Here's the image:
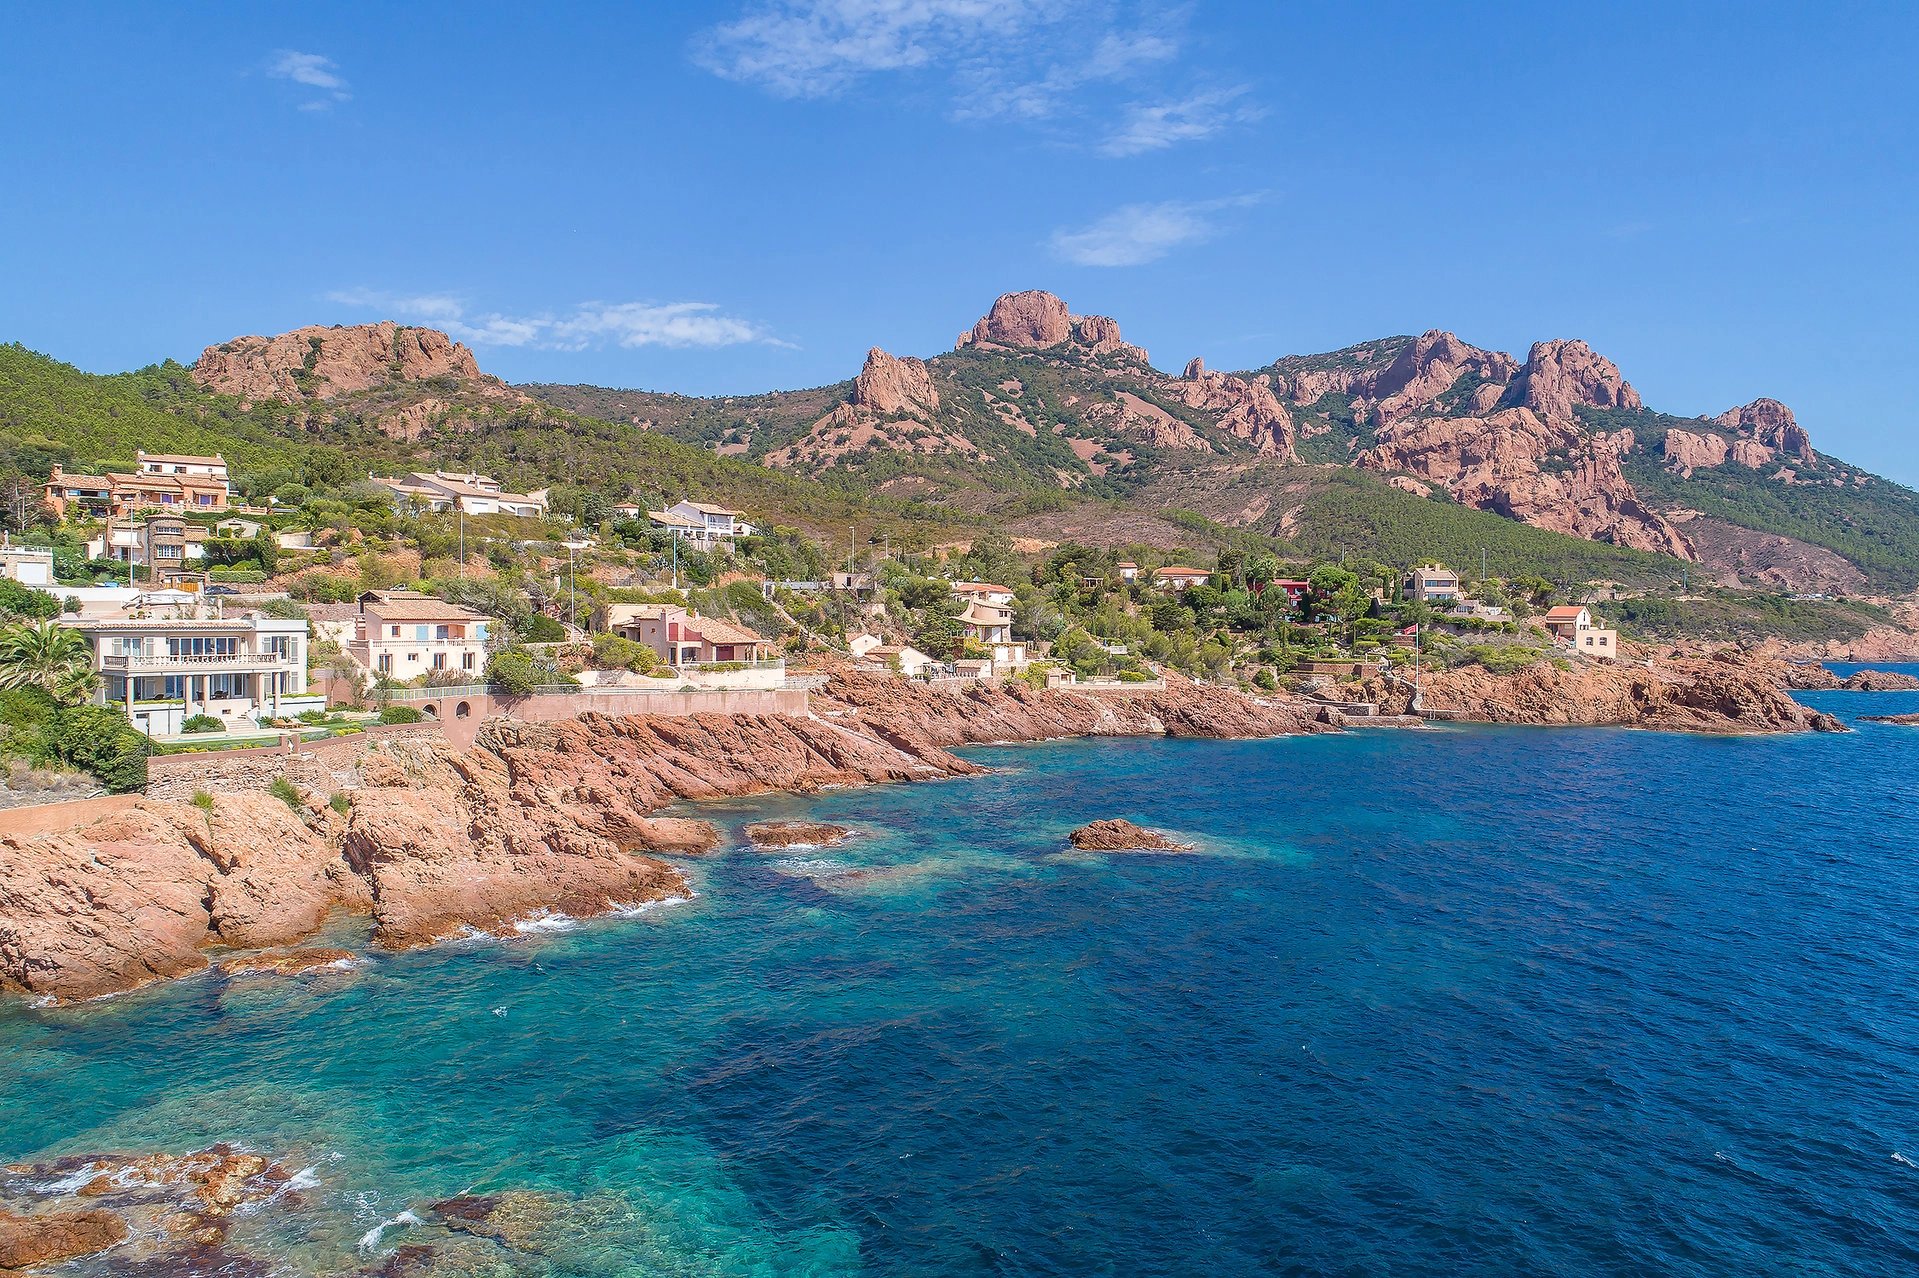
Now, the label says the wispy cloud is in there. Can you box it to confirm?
[691,2,1246,154]
[1049,195,1259,267]
[267,51,351,110]
[691,0,1040,100]
[1099,85,1263,156]
[325,289,791,351]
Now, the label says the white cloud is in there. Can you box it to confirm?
[267,51,352,109]
[1099,85,1263,157]
[325,290,788,350]
[1049,196,1258,267]
[692,0,1042,99]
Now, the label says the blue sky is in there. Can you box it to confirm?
[4,2,1916,482]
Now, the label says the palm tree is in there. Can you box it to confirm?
[0,620,97,704]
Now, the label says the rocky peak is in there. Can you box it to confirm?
[192,322,490,403]
[957,290,1148,363]
[1171,365,1296,459]
[849,347,939,418]
[1183,356,1205,379]
[1367,330,1519,423]
[1504,339,1641,422]
[1714,398,1814,462]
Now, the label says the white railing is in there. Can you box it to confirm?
[103,652,293,673]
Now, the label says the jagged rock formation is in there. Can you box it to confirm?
[1504,339,1642,421]
[850,346,939,417]
[1361,408,1692,556]
[1169,365,1296,458]
[1269,331,1519,426]
[957,290,1149,363]
[192,321,505,402]
[1714,397,1816,463]
[1663,428,1731,473]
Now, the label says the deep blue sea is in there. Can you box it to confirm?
[5,671,1919,1275]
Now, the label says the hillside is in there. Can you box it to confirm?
[0,342,970,547]
[521,293,1919,597]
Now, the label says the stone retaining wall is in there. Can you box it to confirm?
[144,725,444,802]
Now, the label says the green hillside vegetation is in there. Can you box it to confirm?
[1607,591,1891,645]
[0,344,971,547]
[1591,404,1919,592]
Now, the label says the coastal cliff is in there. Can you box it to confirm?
[0,662,1844,1004]
[1362,650,1846,733]
[0,677,1321,1004]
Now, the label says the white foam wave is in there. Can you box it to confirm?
[358,1208,423,1254]
[773,858,850,876]
[1895,1152,1916,1168]
[609,893,693,917]
[31,1166,102,1195]
[511,911,579,935]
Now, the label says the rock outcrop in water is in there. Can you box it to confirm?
[1068,819,1191,851]
[744,820,854,848]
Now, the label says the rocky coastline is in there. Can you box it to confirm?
[0,658,1859,1005]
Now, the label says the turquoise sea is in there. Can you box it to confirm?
[5,672,1919,1275]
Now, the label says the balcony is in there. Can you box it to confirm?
[102,651,294,674]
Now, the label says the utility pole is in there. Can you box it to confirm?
[1481,545,1488,583]
[459,506,466,578]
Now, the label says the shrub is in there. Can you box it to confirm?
[48,704,147,793]
[591,632,656,673]
[377,706,424,725]
[519,614,566,643]
[180,714,224,733]
[1117,669,1151,683]
[1253,669,1278,691]
[328,792,350,815]
[486,648,542,696]
[266,776,301,810]
[190,789,215,811]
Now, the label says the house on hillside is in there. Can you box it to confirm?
[952,586,1028,672]
[1267,578,1311,606]
[71,600,321,735]
[1542,605,1619,659]
[611,501,644,520]
[649,500,754,544]
[863,643,938,679]
[0,539,54,587]
[351,590,493,681]
[1117,561,1140,583]
[607,603,771,665]
[87,515,209,586]
[1152,566,1212,591]
[372,471,549,517]
[1405,563,1462,604]
[45,455,232,520]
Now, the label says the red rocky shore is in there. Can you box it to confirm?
[0,658,1847,1005]
[0,672,1329,1004]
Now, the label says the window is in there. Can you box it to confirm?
[378,654,392,673]
[463,652,475,670]
[433,654,446,670]
[389,625,400,638]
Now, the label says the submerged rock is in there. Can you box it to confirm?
[1068,819,1192,852]
[216,947,357,978]
[743,820,853,849]
[0,1205,128,1269]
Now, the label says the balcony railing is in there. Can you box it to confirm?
[102,651,294,673]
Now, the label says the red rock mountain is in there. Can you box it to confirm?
[192,322,504,401]
[957,289,1150,363]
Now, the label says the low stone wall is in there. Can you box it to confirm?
[144,724,444,802]
[420,687,809,747]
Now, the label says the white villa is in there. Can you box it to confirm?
[0,538,54,586]
[372,471,549,517]
[73,598,322,735]
[648,500,755,544]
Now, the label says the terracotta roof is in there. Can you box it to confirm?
[687,616,766,646]
[680,501,740,516]
[648,509,704,528]
[49,474,114,489]
[1154,566,1211,577]
[363,598,487,624]
[1543,606,1589,622]
[951,581,1013,594]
